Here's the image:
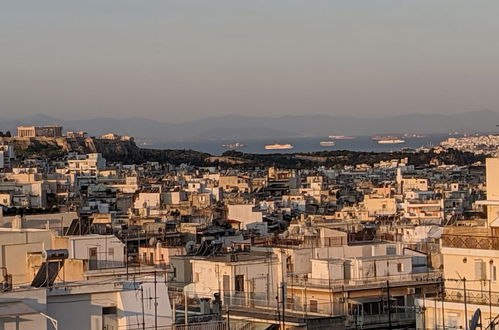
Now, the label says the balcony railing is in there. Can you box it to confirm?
[287,271,441,290]
[441,234,499,250]
[444,287,499,306]
[347,310,416,328]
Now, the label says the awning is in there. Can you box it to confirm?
[0,302,40,318]
[348,296,395,304]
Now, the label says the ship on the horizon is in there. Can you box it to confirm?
[403,133,427,138]
[221,142,246,149]
[378,138,405,144]
[320,141,336,147]
[265,143,294,150]
[372,135,399,141]
[329,135,355,140]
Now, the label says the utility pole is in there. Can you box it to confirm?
[281,282,286,329]
[490,279,493,328]
[276,286,281,327]
[464,277,468,330]
[184,292,189,325]
[125,234,129,280]
[441,277,445,330]
[154,271,158,330]
[387,280,392,329]
[490,260,494,328]
[141,286,146,330]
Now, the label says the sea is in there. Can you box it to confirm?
[148,134,453,155]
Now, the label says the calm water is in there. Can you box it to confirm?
[149,134,451,155]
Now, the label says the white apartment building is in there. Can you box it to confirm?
[67,153,106,174]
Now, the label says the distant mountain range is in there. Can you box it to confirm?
[1,110,498,142]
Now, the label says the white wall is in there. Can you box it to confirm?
[119,281,172,329]
[227,205,263,228]
[68,235,125,269]
[0,288,48,330]
[311,259,344,280]
[46,280,172,330]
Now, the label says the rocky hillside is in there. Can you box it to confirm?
[0,137,209,165]
[0,136,484,168]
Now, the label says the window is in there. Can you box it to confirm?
[397,263,403,273]
[286,297,295,309]
[387,246,396,255]
[89,247,98,270]
[475,259,486,280]
[223,275,230,297]
[108,248,114,256]
[493,265,497,282]
[286,255,293,273]
[102,306,117,315]
[309,300,318,313]
[395,296,405,307]
[235,275,244,293]
[194,272,200,282]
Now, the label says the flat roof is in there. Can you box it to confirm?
[192,252,275,263]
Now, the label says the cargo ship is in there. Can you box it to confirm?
[378,139,405,144]
[328,135,355,140]
[403,133,427,138]
[221,142,246,149]
[265,143,294,150]
[320,141,336,147]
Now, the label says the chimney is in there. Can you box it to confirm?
[12,215,22,230]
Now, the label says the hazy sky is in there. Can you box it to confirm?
[1,1,499,122]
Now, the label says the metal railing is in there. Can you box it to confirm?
[441,234,499,250]
[222,292,345,316]
[171,320,228,330]
[347,309,416,328]
[287,271,441,289]
[445,287,499,306]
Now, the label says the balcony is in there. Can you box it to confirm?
[441,234,499,250]
[287,271,441,290]
[444,287,499,306]
[347,311,416,329]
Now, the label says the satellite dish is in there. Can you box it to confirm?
[470,308,481,330]
[185,241,196,254]
[149,237,157,247]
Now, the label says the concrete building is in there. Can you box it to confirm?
[133,187,162,215]
[219,175,251,193]
[0,277,172,330]
[184,251,280,304]
[0,145,15,169]
[416,157,499,329]
[363,195,397,216]
[53,234,126,271]
[67,153,106,174]
[226,204,263,229]
[139,241,185,266]
[0,227,54,285]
